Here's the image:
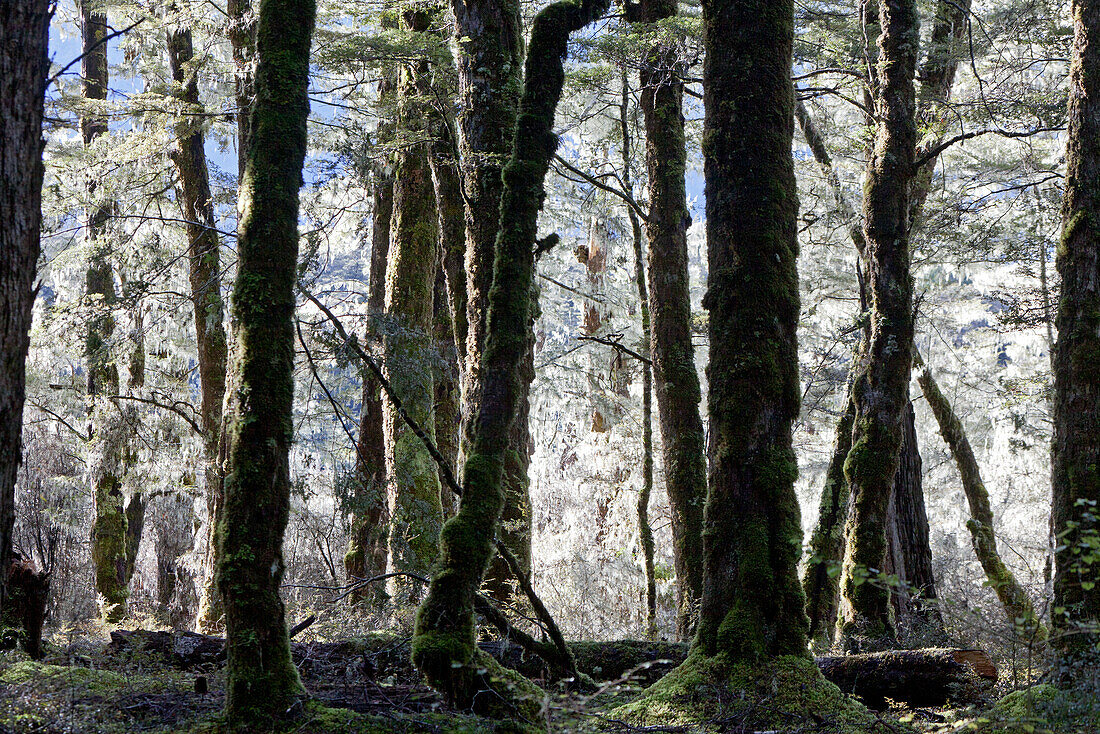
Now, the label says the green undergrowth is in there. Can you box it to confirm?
[955,683,1100,734]
[614,651,913,733]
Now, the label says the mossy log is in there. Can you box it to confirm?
[817,648,997,709]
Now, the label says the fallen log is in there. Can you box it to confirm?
[816,647,997,708]
[103,630,996,707]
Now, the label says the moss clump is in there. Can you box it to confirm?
[615,652,905,733]
[962,683,1100,734]
[0,661,127,692]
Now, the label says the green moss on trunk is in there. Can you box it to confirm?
[412,0,611,718]
[693,0,807,663]
[1053,0,1100,679]
[634,0,706,640]
[216,0,315,724]
[836,0,919,654]
[384,16,444,587]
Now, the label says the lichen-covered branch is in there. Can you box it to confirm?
[916,352,1046,640]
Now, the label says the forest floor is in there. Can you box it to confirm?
[0,627,1086,733]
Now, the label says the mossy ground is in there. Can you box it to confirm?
[614,651,911,733]
[945,683,1100,734]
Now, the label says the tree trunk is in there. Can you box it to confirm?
[165,21,229,633]
[0,0,50,617]
[383,10,443,596]
[428,111,466,520]
[1053,0,1100,680]
[909,0,972,229]
[445,0,535,601]
[635,0,706,641]
[196,0,257,634]
[803,390,856,651]
[217,0,315,723]
[228,0,256,177]
[693,0,806,663]
[619,72,656,638]
[434,268,461,518]
[344,172,392,603]
[79,0,129,623]
[916,352,1045,640]
[886,399,948,646]
[836,0,918,653]
[411,0,611,717]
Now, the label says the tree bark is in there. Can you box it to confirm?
[411,0,611,716]
[1053,0,1100,680]
[803,390,856,650]
[885,399,948,646]
[344,172,392,603]
[634,0,706,641]
[916,352,1045,640]
[165,20,230,634]
[619,72,657,638]
[216,0,315,722]
[78,0,130,623]
[383,9,443,592]
[694,0,807,662]
[446,0,535,601]
[0,0,50,617]
[836,0,918,653]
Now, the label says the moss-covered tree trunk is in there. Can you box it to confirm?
[0,0,50,616]
[166,20,229,631]
[836,0,918,653]
[79,0,129,622]
[197,0,255,633]
[434,268,461,518]
[412,0,611,716]
[344,170,392,602]
[692,0,807,662]
[216,0,314,722]
[1052,0,1100,680]
[447,0,534,595]
[633,0,706,640]
[916,352,1044,640]
[803,390,855,650]
[383,9,443,592]
[429,118,466,518]
[909,0,971,229]
[885,399,947,646]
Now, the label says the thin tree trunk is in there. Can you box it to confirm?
[909,0,972,229]
[434,268,461,518]
[634,0,706,640]
[427,103,467,521]
[165,21,229,633]
[915,352,1045,640]
[383,9,443,592]
[344,172,392,602]
[0,0,51,616]
[412,0,611,716]
[618,71,656,637]
[80,0,129,622]
[836,0,918,653]
[693,0,807,662]
[198,0,257,633]
[217,0,314,722]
